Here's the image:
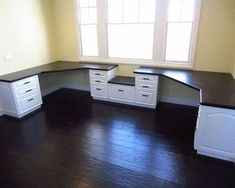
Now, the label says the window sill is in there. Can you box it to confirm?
[79,57,194,70]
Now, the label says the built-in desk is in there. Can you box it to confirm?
[134,66,235,110]
[0,62,235,162]
[0,61,118,118]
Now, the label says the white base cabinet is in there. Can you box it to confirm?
[90,71,159,109]
[0,75,42,118]
[89,68,117,99]
[194,105,235,162]
[135,74,159,109]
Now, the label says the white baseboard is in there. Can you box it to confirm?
[62,83,90,92]
[160,96,199,107]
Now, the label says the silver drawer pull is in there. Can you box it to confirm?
[96,88,102,91]
[28,98,34,102]
[25,89,32,93]
[142,86,149,88]
[24,81,31,85]
[118,89,124,92]
[95,73,101,76]
[143,78,150,80]
[95,80,101,83]
[142,94,149,97]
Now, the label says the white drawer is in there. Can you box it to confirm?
[16,92,42,114]
[14,76,37,88]
[91,77,106,84]
[90,70,107,77]
[109,84,134,103]
[135,89,157,106]
[14,85,39,98]
[136,74,158,82]
[136,82,158,90]
[91,84,108,98]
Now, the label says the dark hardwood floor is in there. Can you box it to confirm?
[0,88,234,188]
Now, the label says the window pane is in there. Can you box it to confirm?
[139,0,156,22]
[181,0,195,21]
[80,7,97,24]
[108,24,154,59]
[123,0,139,23]
[108,2,123,23]
[89,7,97,23]
[80,8,89,23]
[81,25,98,56]
[168,0,195,22]
[88,0,96,7]
[168,0,181,22]
[165,23,192,62]
[80,0,88,8]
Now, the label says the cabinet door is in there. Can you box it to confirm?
[195,106,235,161]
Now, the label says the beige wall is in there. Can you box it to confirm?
[0,0,57,76]
[194,0,235,73]
[51,0,79,61]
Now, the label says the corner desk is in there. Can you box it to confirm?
[0,61,235,162]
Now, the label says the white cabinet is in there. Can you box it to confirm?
[109,84,135,103]
[135,74,159,108]
[89,68,117,99]
[0,75,42,118]
[90,72,159,109]
[194,105,235,162]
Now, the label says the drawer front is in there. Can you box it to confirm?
[15,85,39,98]
[109,84,134,103]
[17,92,42,114]
[91,77,106,84]
[135,89,157,106]
[136,74,158,82]
[90,70,107,77]
[91,84,108,98]
[136,82,158,90]
[14,76,37,88]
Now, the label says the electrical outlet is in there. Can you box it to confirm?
[3,54,13,63]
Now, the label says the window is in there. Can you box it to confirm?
[79,0,98,56]
[107,0,156,59]
[76,0,201,68]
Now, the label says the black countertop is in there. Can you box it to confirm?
[1,62,234,110]
[134,66,235,110]
[0,61,118,82]
[108,76,135,86]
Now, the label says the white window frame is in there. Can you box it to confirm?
[74,0,201,69]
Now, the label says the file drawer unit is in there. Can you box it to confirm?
[109,84,135,104]
[135,74,159,109]
[89,67,117,100]
[0,75,42,118]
